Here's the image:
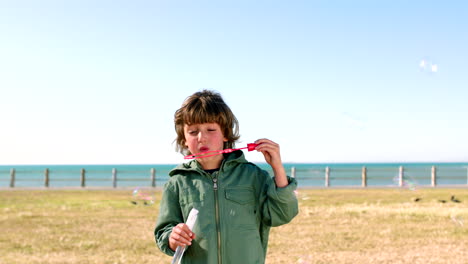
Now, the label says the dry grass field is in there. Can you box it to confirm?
[0,188,467,264]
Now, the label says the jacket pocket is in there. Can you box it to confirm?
[224,187,257,228]
[225,187,255,205]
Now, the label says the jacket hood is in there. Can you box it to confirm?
[169,150,248,176]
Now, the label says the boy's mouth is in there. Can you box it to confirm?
[199,146,209,152]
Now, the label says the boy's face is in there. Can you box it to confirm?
[184,122,227,156]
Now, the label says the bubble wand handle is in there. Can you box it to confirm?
[171,208,199,264]
[184,143,258,159]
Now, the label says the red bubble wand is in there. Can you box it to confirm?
[184,143,258,159]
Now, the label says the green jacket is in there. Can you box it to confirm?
[154,150,298,264]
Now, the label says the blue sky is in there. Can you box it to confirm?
[1,1,467,165]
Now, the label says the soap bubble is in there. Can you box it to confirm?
[341,112,365,131]
[419,58,438,74]
[294,190,310,201]
[451,215,464,227]
[131,187,155,205]
[392,173,418,191]
[297,255,313,264]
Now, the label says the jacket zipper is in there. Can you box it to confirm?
[212,175,222,264]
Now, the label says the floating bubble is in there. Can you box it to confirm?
[450,215,464,227]
[419,58,438,74]
[341,112,365,131]
[403,179,417,191]
[392,174,418,191]
[294,190,310,201]
[297,255,313,264]
[131,187,155,205]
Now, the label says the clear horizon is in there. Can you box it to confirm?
[1,1,467,165]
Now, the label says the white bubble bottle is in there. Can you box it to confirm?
[171,208,199,264]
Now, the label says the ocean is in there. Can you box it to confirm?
[1,162,467,189]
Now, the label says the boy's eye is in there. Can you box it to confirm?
[188,130,198,135]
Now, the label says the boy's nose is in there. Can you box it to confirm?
[197,131,206,142]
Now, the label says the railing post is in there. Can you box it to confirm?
[361,166,367,187]
[291,167,296,178]
[151,168,156,188]
[431,166,436,187]
[112,168,117,188]
[81,168,86,188]
[399,166,404,187]
[44,168,49,188]
[325,166,330,187]
[10,168,15,188]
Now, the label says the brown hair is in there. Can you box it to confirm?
[174,90,240,155]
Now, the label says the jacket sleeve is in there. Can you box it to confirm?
[154,182,183,256]
[261,173,299,227]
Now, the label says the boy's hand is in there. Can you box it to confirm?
[254,138,282,169]
[255,138,288,188]
[169,223,196,251]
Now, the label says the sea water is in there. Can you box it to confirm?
[0,162,467,188]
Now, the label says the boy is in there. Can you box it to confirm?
[154,90,298,263]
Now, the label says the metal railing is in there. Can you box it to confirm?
[2,168,159,188]
[1,165,467,188]
[288,165,468,188]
